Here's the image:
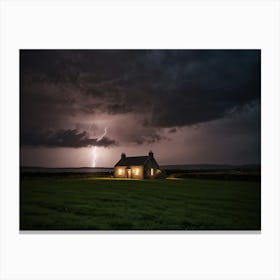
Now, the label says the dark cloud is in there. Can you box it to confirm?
[134,133,168,145]
[20,50,260,118]
[21,129,117,148]
[20,50,260,152]
[168,127,177,133]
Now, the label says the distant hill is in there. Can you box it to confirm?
[160,164,260,171]
[20,166,113,173]
[20,164,260,173]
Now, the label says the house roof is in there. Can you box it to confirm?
[115,156,149,166]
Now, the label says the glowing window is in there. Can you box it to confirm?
[118,168,123,175]
[135,168,139,175]
[151,168,154,176]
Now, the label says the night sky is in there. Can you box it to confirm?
[20,50,261,167]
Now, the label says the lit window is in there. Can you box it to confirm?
[135,168,139,175]
[151,168,154,176]
[118,168,123,175]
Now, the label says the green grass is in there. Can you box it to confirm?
[20,177,261,230]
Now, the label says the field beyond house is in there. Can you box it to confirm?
[20,176,261,230]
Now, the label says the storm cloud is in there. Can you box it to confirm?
[21,50,260,125]
[20,50,260,166]
[21,128,117,148]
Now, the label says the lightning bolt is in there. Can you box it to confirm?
[92,127,107,168]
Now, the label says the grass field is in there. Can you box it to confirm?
[20,177,261,230]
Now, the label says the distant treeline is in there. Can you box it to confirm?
[165,169,261,182]
[20,171,114,179]
[20,169,260,182]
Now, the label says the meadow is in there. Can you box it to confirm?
[20,177,261,230]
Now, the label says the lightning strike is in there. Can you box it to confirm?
[92,127,107,168]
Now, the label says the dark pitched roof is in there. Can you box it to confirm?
[115,156,149,166]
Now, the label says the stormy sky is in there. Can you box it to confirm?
[20,50,261,167]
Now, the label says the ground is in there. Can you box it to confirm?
[20,177,261,230]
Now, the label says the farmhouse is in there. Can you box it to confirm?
[114,151,162,179]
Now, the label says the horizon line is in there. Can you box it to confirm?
[20,163,261,169]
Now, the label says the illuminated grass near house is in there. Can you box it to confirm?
[20,178,261,230]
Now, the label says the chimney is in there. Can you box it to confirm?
[121,153,126,159]
[148,150,154,158]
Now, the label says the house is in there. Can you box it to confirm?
[114,151,163,179]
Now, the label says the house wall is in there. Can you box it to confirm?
[144,160,161,179]
[114,165,144,179]
[130,165,144,179]
[114,166,127,178]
